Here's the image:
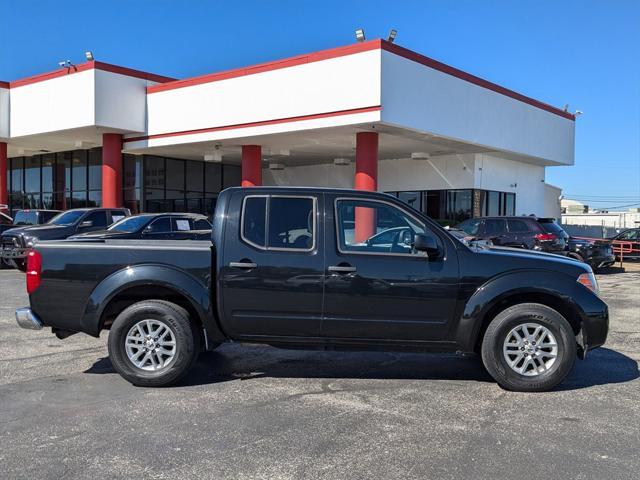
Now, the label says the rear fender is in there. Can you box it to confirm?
[80,264,224,341]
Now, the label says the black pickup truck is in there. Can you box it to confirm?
[1,207,130,270]
[15,187,608,392]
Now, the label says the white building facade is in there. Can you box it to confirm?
[0,39,575,223]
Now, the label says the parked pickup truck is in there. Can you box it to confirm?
[1,207,130,270]
[15,187,609,392]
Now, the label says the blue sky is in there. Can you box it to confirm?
[1,0,638,209]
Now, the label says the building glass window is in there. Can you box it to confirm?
[505,193,516,216]
[165,158,185,192]
[446,190,473,223]
[398,191,421,211]
[123,155,141,214]
[42,154,54,194]
[72,150,87,191]
[88,149,102,190]
[205,163,222,194]
[222,165,241,189]
[144,156,165,190]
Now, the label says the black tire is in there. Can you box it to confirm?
[13,259,26,272]
[481,303,577,392]
[108,300,200,387]
[568,252,584,263]
[0,258,11,270]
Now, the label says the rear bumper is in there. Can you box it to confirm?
[15,307,44,330]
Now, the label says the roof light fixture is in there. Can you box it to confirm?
[85,51,94,61]
[204,151,222,162]
[355,29,366,42]
[387,29,397,43]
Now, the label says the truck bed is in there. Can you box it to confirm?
[30,239,211,335]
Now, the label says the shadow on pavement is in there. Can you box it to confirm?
[85,345,638,391]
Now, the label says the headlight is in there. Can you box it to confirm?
[577,272,599,295]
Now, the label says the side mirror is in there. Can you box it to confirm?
[79,220,93,229]
[414,233,441,259]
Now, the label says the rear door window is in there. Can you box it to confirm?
[147,217,172,233]
[241,195,315,251]
[483,219,507,236]
[83,211,108,228]
[172,218,193,232]
[507,219,531,233]
[110,210,128,225]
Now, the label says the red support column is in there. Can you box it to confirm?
[0,142,7,209]
[102,133,123,208]
[354,132,378,242]
[241,145,262,187]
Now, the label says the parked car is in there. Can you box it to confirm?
[1,207,130,271]
[0,209,62,269]
[456,216,569,253]
[566,237,615,270]
[15,187,608,392]
[69,213,212,241]
[0,209,61,235]
[446,227,494,248]
[0,211,13,269]
[0,211,13,233]
[610,228,640,259]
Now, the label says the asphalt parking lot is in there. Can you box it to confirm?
[1,267,639,479]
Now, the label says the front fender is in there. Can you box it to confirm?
[80,264,224,341]
[456,269,608,352]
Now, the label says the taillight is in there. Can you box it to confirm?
[26,249,42,294]
[535,233,557,242]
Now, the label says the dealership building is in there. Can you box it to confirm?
[0,39,575,222]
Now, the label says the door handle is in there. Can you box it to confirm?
[229,261,257,269]
[328,265,357,273]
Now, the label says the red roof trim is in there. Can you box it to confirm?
[147,39,384,94]
[7,61,175,89]
[123,105,382,143]
[380,41,575,121]
[0,81,9,89]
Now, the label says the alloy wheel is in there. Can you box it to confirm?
[125,319,177,371]
[502,323,558,376]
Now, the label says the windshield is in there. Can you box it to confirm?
[108,215,153,233]
[50,210,85,226]
[13,211,39,226]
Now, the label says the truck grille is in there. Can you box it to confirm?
[1,237,20,250]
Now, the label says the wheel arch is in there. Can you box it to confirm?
[457,271,588,355]
[80,264,225,342]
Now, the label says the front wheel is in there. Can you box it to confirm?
[108,300,200,387]
[481,303,577,392]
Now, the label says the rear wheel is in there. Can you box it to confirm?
[481,303,576,392]
[108,300,200,387]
